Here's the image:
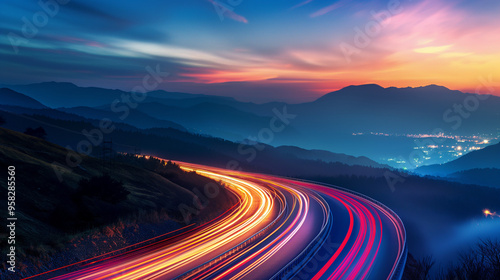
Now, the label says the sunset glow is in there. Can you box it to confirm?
[2,0,500,102]
[3,1,500,278]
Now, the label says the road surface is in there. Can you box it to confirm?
[27,160,406,280]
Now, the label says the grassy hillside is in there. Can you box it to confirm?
[0,127,236,275]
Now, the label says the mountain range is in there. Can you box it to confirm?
[1,82,499,168]
[2,81,499,278]
[416,141,500,175]
[0,88,47,109]
[415,141,500,188]
[0,87,390,174]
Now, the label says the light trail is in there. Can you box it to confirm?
[27,160,406,280]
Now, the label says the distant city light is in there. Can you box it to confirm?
[366,132,497,168]
[483,209,500,218]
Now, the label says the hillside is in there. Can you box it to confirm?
[58,106,186,131]
[275,145,390,168]
[0,109,387,178]
[0,127,236,275]
[4,82,499,167]
[132,101,299,141]
[416,141,500,176]
[293,84,500,137]
[2,82,499,169]
[447,168,500,188]
[0,88,47,109]
[1,82,127,108]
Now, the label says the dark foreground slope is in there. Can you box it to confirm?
[0,127,236,276]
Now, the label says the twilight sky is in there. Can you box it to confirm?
[1,0,500,102]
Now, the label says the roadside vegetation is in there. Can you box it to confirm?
[404,239,500,280]
[0,127,236,277]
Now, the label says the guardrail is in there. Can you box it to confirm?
[270,189,333,280]
[291,177,408,280]
[175,172,407,280]
[175,188,288,280]
[391,242,408,280]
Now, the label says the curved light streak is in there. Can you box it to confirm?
[27,160,406,280]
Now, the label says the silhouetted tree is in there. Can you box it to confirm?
[76,173,129,204]
[0,115,5,126]
[403,254,435,280]
[434,239,500,280]
[24,126,47,139]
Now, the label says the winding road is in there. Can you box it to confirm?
[28,160,406,280]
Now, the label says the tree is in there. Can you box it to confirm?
[403,254,435,280]
[24,126,47,139]
[0,115,5,126]
[435,239,500,280]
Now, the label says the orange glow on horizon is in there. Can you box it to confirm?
[171,0,500,98]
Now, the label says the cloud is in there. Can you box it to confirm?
[290,0,314,10]
[224,11,249,23]
[208,0,248,23]
[2,0,500,102]
[310,2,342,18]
[414,45,453,54]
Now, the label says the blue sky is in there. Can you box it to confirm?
[1,0,500,102]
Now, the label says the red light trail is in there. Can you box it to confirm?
[27,160,406,280]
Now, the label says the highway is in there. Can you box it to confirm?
[28,160,406,280]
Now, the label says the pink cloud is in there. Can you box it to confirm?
[369,0,500,54]
[224,10,248,23]
[52,36,106,48]
[156,0,500,99]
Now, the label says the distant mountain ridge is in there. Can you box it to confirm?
[275,145,390,168]
[0,108,389,177]
[2,81,499,167]
[58,106,187,131]
[0,82,237,108]
[0,88,47,109]
[296,83,499,136]
[447,168,500,188]
[416,141,500,176]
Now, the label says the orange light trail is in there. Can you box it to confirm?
[28,160,406,280]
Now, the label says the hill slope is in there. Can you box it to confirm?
[0,88,47,109]
[58,106,186,131]
[0,127,235,275]
[416,141,500,176]
[294,84,500,136]
[447,168,500,188]
[3,82,499,167]
[275,145,389,168]
[0,109,389,178]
